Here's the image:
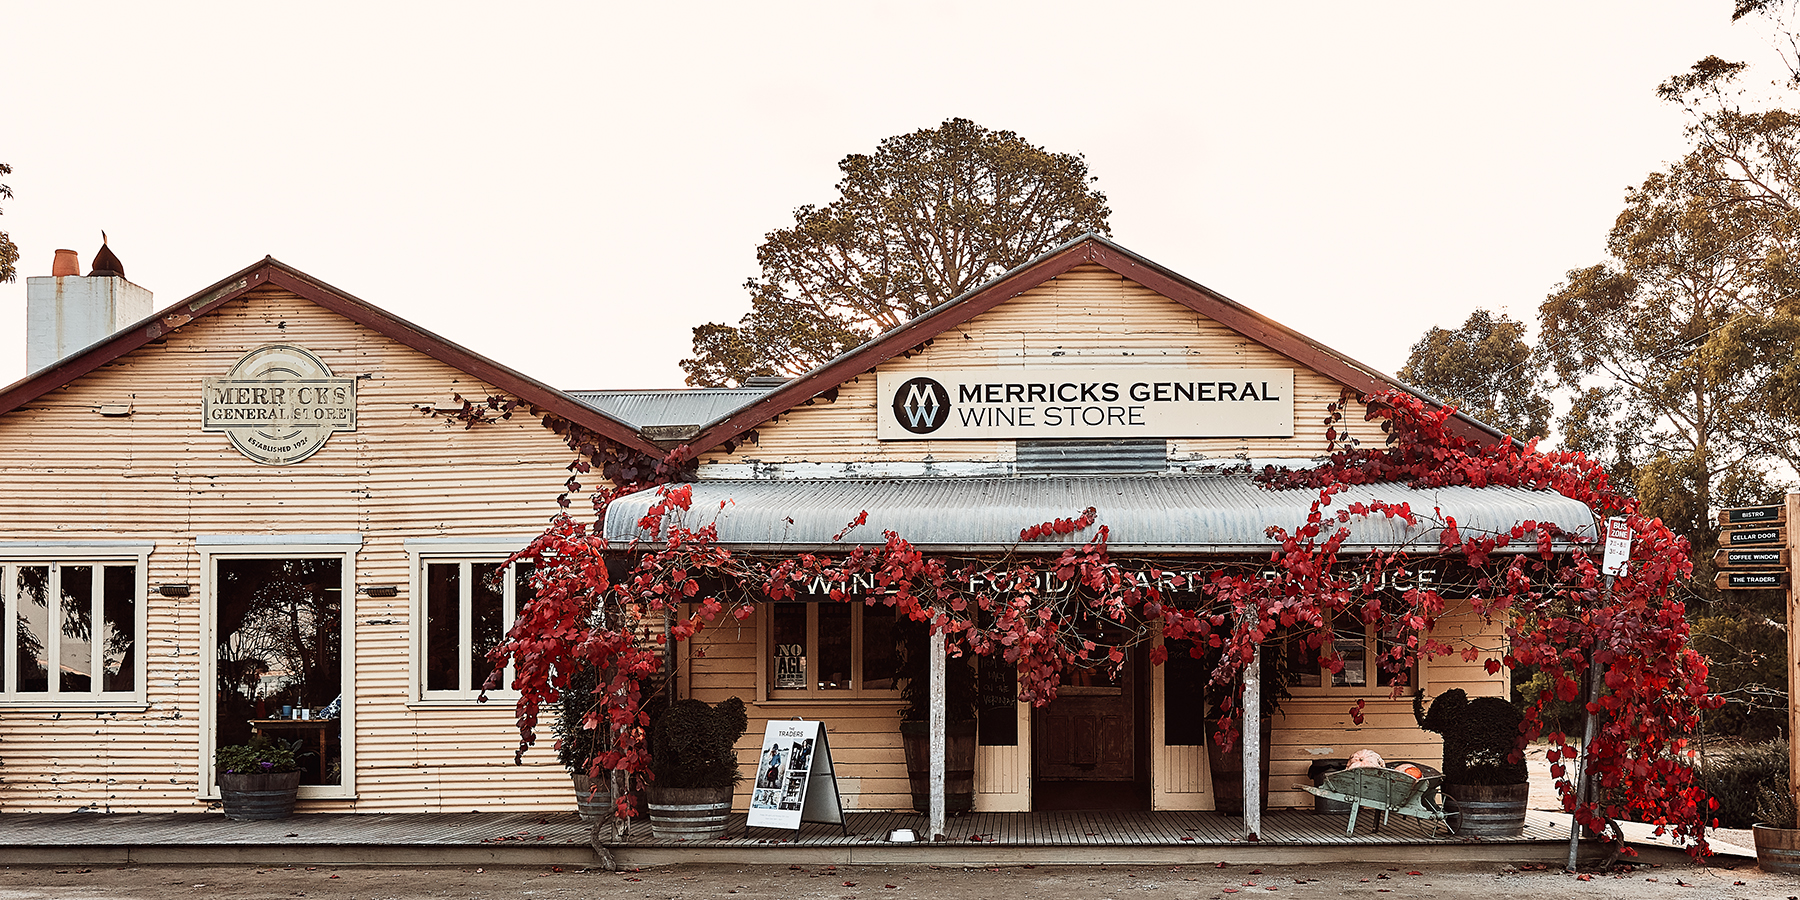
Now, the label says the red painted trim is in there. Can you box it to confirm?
[686,237,1507,453]
[0,259,662,455]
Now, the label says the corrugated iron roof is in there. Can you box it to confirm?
[602,475,1598,554]
[569,388,773,429]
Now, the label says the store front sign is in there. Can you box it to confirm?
[876,367,1293,440]
[202,344,357,465]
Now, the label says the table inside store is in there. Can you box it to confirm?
[248,718,339,784]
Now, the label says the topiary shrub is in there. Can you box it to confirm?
[1414,688,1528,785]
[649,696,749,790]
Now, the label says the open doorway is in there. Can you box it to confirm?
[1032,633,1151,811]
[213,557,345,788]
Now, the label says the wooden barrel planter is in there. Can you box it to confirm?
[571,773,613,822]
[218,771,303,821]
[1754,824,1800,874]
[645,784,733,840]
[900,720,977,814]
[1205,717,1272,816]
[1443,782,1527,837]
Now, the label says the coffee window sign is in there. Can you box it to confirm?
[202,344,357,465]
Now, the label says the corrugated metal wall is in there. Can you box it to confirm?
[701,265,1389,467]
[0,288,586,813]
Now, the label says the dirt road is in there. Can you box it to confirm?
[2,860,1793,900]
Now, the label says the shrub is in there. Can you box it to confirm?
[649,696,748,789]
[216,737,299,775]
[1414,688,1528,785]
[1694,738,1788,828]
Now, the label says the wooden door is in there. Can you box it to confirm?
[1034,661,1137,781]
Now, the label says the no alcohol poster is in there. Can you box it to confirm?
[746,719,845,834]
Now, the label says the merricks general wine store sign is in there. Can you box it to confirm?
[878,366,1293,439]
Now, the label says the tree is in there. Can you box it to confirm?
[1397,309,1550,439]
[0,163,18,284]
[1539,149,1791,738]
[682,118,1111,386]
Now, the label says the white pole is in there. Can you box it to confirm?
[1243,640,1262,839]
[1567,573,1611,871]
[929,626,948,840]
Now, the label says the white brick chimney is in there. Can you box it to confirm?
[25,239,152,373]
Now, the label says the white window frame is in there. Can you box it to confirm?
[406,538,536,705]
[759,601,902,703]
[197,534,360,802]
[0,541,153,708]
[1285,607,1417,695]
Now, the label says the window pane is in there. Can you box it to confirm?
[1162,640,1206,745]
[60,565,94,692]
[471,563,506,692]
[817,604,851,690]
[859,606,897,690]
[16,565,48,692]
[1331,612,1367,688]
[103,565,137,691]
[425,563,460,691]
[771,603,807,690]
[1283,628,1323,688]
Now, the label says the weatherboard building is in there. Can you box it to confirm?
[0,236,1594,818]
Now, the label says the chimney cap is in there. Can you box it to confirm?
[88,231,124,279]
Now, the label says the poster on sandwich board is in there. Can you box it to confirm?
[746,719,844,834]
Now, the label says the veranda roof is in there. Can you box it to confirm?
[600,474,1599,555]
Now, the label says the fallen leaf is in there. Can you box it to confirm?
[843,882,857,887]
[1407,871,1422,876]
[1577,874,1592,882]
[1249,869,1263,875]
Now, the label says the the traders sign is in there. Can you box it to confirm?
[202,344,356,465]
[876,367,1294,440]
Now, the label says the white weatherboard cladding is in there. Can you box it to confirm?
[877,367,1293,440]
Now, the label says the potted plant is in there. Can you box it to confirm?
[553,664,613,821]
[1753,779,1800,873]
[644,696,748,839]
[216,737,303,821]
[1414,688,1529,836]
[896,619,979,814]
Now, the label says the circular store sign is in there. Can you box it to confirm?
[890,376,951,435]
[201,344,357,465]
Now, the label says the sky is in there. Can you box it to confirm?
[0,2,1784,391]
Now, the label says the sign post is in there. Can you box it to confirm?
[1716,500,1798,818]
[1571,516,1629,870]
[746,720,846,837]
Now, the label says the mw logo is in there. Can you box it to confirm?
[891,377,950,434]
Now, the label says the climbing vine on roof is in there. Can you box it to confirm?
[485,389,1720,854]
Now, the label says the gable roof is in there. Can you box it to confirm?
[680,235,1506,453]
[0,257,663,455]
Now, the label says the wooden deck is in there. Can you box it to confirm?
[0,808,1608,867]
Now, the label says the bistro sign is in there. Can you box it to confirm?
[202,343,357,465]
[876,366,1294,440]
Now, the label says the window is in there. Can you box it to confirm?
[1284,605,1412,691]
[418,559,533,699]
[767,602,899,698]
[2,554,147,703]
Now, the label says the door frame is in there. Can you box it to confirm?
[197,534,360,801]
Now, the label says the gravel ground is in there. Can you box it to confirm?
[0,859,1793,900]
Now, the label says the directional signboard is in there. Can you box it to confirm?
[1716,571,1790,590]
[1717,504,1792,591]
[1715,548,1789,568]
[1724,526,1786,548]
[1720,505,1785,527]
